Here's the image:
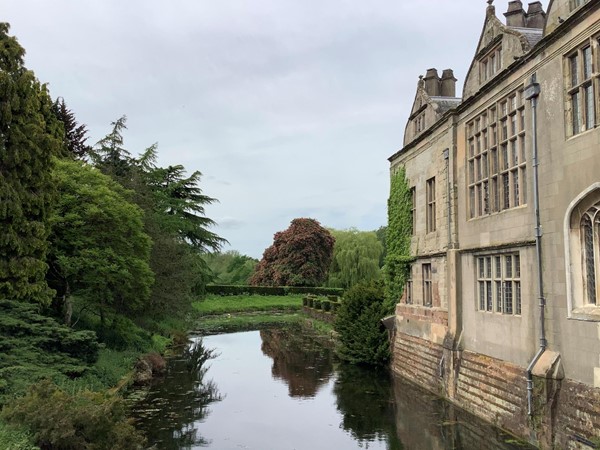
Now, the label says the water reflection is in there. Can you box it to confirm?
[129,340,222,449]
[334,364,403,449]
[260,328,334,398]
[131,329,536,450]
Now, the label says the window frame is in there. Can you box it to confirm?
[566,37,599,137]
[564,184,600,321]
[422,263,432,307]
[476,252,522,316]
[479,46,502,84]
[467,89,527,219]
[426,177,436,233]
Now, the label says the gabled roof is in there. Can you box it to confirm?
[507,26,543,48]
[429,96,462,115]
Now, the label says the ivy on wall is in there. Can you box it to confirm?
[384,166,414,311]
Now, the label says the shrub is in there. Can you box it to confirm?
[1,380,146,450]
[205,285,343,297]
[334,281,390,366]
[322,300,331,312]
[314,299,322,310]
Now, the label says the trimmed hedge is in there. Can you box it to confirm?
[206,285,344,297]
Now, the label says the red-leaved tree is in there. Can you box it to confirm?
[250,218,335,287]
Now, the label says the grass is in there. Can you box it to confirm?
[192,294,303,315]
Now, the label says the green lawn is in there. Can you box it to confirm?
[192,294,303,315]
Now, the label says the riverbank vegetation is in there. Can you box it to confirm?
[0,23,226,449]
[0,18,396,448]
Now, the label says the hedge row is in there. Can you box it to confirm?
[206,285,344,297]
[302,296,341,313]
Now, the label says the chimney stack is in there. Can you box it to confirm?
[504,0,526,27]
[424,68,441,96]
[440,69,457,97]
[525,2,546,28]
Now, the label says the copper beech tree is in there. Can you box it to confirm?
[250,218,335,287]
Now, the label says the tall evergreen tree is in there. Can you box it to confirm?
[0,23,62,304]
[52,97,91,159]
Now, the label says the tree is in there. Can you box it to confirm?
[250,218,335,287]
[89,120,226,315]
[47,159,154,325]
[326,228,383,289]
[334,281,390,366]
[204,251,258,285]
[0,23,62,305]
[374,226,387,267]
[52,97,91,159]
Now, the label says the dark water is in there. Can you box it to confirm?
[130,328,536,450]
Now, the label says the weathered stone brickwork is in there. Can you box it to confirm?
[392,332,444,394]
[454,351,529,439]
[553,379,600,449]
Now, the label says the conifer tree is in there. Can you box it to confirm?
[52,97,91,159]
[0,23,62,304]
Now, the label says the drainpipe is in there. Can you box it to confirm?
[444,148,452,248]
[524,73,546,416]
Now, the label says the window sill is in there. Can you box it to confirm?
[570,305,600,322]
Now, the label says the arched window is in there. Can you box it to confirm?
[581,207,598,304]
[565,185,600,320]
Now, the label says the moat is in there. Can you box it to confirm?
[130,327,536,449]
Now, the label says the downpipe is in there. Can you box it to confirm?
[524,73,547,416]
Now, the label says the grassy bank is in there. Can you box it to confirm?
[192,294,303,315]
[191,293,335,337]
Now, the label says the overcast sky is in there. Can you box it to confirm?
[3,0,549,259]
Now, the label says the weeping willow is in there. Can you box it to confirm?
[327,229,383,289]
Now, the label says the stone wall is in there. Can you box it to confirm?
[392,330,600,449]
[392,332,444,395]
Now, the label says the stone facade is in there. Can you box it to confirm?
[388,1,600,448]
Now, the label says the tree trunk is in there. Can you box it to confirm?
[63,281,72,326]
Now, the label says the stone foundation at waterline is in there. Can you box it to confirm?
[391,330,600,449]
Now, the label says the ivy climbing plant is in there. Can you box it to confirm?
[384,166,414,311]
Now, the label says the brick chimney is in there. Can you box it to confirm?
[525,2,546,28]
[504,0,526,27]
[424,68,441,96]
[440,69,457,97]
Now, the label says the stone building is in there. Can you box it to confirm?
[388,1,600,448]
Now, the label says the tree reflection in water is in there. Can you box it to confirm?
[129,339,222,449]
[260,327,334,398]
[334,363,404,449]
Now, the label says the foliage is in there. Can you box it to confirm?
[0,420,39,450]
[192,294,303,315]
[90,122,225,315]
[47,159,154,321]
[204,251,258,285]
[205,284,343,296]
[52,97,91,159]
[326,228,383,289]
[334,281,390,366]
[1,380,145,450]
[375,226,387,267]
[251,218,335,287]
[0,23,63,305]
[0,299,99,403]
[384,167,414,309]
